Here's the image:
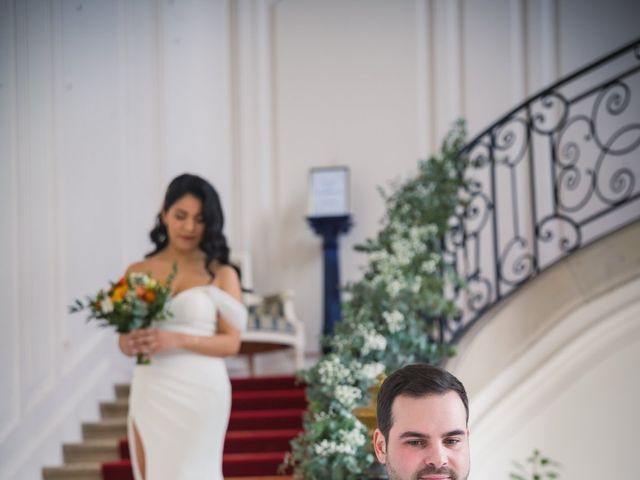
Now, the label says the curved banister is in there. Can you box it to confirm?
[441,38,640,345]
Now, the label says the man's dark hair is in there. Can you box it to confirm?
[376,363,468,440]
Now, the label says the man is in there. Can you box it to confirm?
[373,363,470,480]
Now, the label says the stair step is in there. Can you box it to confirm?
[64,439,120,463]
[82,418,127,441]
[231,375,302,392]
[106,389,306,419]
[228,409,304,431]
[224,452,290,477]
[114,383,129,400]
[42,462,101,480]
[232,389,306,410]
[103,452,290,478]
[114,375,303,400]
[100,399,129,419]
[228,477,292,480]
[224,429,301,453]
[118,428,302,458]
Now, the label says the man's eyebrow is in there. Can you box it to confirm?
[398,429,467,439]
[398,431,428,439]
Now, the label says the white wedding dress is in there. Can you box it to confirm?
[127,285,247,480]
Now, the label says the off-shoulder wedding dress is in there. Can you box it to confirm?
[127,285,247,480]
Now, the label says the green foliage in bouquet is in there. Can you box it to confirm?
[285,121,469,479]
[510,449,561,480]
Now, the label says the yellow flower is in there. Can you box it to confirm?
[111,285,127,302]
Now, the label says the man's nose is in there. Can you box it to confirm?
[423,443,447,468]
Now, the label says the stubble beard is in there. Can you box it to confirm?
[386,461,468,480]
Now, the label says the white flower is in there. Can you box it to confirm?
[422,259,437,274]
[361,362,385,380]
[334,385,362,408]
[411,276,422,293]
[318,355,353,385]
[129,272,150,286]
[313,439,357,456]
[425,223,438,236]
[361,331,387,356]
[340,424,367,447]
[100,297,114,314]
[383,310,405,333]
[386,280,402,298]
[391,238,413,266]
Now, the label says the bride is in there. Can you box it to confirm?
[117,173,247,480]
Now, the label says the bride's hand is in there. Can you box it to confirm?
[127,328,182,356]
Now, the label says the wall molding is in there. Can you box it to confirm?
[0,0,21,446]
[540,0,559,83]
[446,0,464,120]
[415,0,434,159]
[509,0,528,102]
[230,0,281,290]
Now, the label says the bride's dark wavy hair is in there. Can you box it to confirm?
[147,173,230,277]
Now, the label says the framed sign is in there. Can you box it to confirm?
[308,166,350,217]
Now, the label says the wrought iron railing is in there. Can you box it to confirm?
[443,37,640,345]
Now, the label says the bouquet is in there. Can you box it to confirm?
[70,264,177,364]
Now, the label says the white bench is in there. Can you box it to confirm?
[232,253,305,376]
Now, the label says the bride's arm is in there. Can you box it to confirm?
[144,265,245,357]
[177,316,242,357]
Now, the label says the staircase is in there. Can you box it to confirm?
[42,376,304,480]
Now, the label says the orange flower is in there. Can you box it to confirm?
[117,276,127,286]
[144,291,156,303]
[136,285,146,299]
[111,285,127,302]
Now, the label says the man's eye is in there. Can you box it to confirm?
[406,439,425,447]
[444,438,461,446]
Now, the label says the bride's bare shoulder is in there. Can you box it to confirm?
[125,258,153,275]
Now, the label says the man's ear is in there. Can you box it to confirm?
[373,428,387,464]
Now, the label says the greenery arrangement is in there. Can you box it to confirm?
[286,121,469,479]
[510,449,561,480]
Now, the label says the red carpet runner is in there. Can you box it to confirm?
[101,375,304,479]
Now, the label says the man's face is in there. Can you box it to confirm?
[373,391,470,480]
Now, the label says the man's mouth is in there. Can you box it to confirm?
[416,467,456,480]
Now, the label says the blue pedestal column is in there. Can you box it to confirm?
[307,215,353,343]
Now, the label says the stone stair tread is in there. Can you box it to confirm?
[63,438,120,463]
[99,399,129,419]
[82,418,128,440]
[65,438,119,448]
[42,462,101,479]
[85,418,127,427]
[101,398,128,406]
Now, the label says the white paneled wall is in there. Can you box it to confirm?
[0,0,639,477]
